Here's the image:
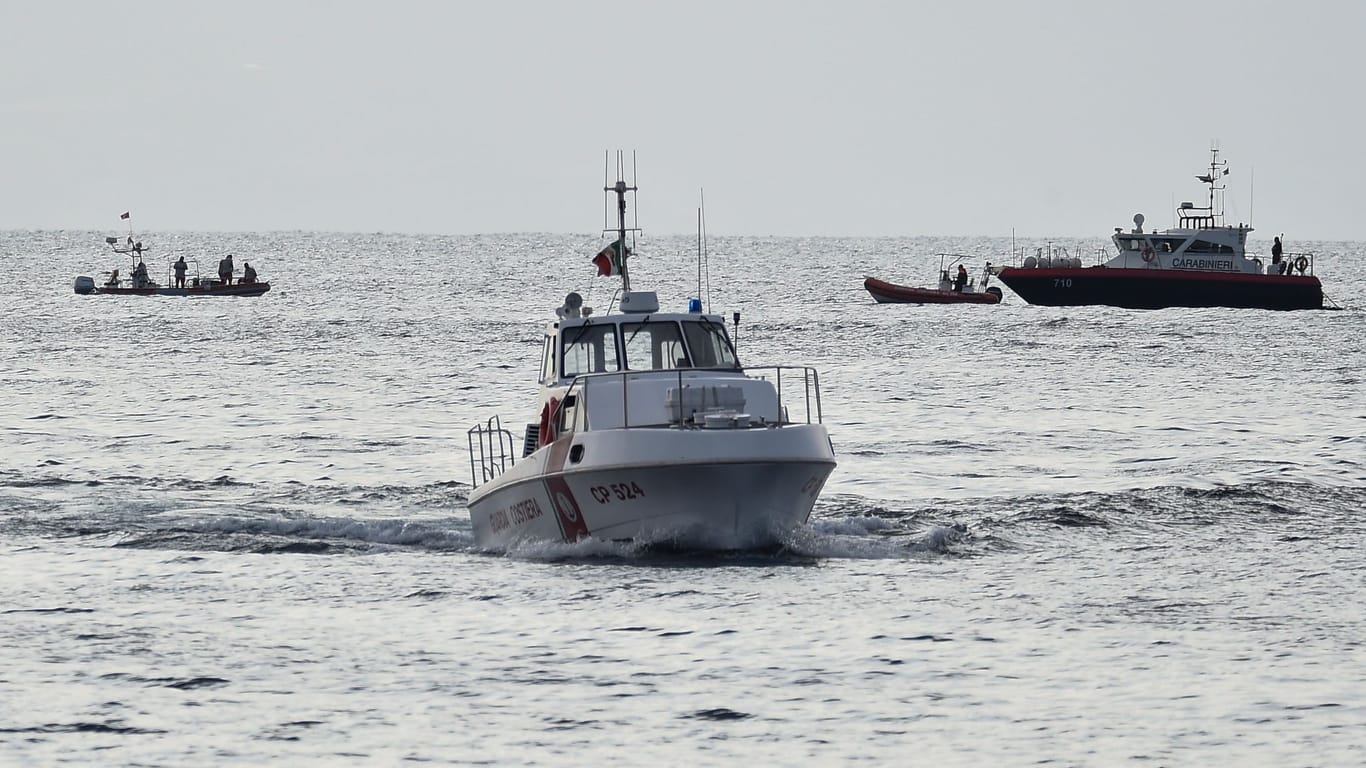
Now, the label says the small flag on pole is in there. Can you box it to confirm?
[120,211,130,219]
[592,239,629,276]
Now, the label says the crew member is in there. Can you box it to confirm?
[241,262,257,284]
[218,254,234,285]
[173,256,188,288]
[953,264,969,292]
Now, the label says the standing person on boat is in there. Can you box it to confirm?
[953,264,969,292]
[241,262,257,284]
[218,254,234,286]
[173,256,188,288]
[131,259,149,288]
[105,269,120,287]
[1271,235,1284,274]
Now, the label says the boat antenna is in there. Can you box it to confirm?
[603,150,639,293]
[697,187,712,313]
[111,211,145,271]
[1197,143,1229,225]
[696,203,703,308]
[1208,147,1218,221]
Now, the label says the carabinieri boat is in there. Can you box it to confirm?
[994,148,1324,310]
[465,154,837,551]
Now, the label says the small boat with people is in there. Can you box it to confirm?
[864,255,1002,304]
[993,148,1326,310]
[465,154,837,551]
[74,213,270,297]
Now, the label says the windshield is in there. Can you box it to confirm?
[561,324,620,377]
[621,321,688,371]
[683,320,740,369]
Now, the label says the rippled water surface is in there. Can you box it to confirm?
[2,231,1364,765]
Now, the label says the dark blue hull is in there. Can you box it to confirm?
[996,267,1323,310]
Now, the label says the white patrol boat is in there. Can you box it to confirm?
[465,157,836,551]
[994,148,1325,310]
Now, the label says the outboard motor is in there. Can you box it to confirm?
[74,275,96,295]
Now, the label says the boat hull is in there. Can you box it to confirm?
[94,282,271,297]
[467,425,836,551]
[864,276,1001,304]
[995,267,1323,310]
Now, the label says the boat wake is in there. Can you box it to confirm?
[0,475,473,554]
[3,472,1358,561]
[113,515,473,555]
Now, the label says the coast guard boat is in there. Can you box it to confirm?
[465,156,836,551]
[994,148,1324,310]
[864,255,1002,304]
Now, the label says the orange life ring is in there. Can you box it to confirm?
[538,396,560,448]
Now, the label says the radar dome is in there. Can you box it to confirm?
[556,291,585,318]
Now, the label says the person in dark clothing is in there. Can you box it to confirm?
[174,256,188,288]
[953,264,969,292]
[218,254,234,286]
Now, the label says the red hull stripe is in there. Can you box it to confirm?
[544,474,590,542]
[998,267,1319,287]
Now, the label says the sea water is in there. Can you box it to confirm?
[2,231,1364,766]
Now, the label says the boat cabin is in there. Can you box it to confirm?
[521,290,814,447]
[541,293,740,386]
[1107,205,1257,274]
[1112,227,1244,256]
[1102,148,1271,274]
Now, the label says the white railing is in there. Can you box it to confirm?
[467,366,825,488]
[1278,251,1315,276]
[466,415,517,488]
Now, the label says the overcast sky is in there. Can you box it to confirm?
[2,1,1362,238]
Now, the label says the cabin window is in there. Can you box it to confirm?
[1124,239,1140,251]
[682,321,740,369]
[561,323,620,377]
[621,321,688,370]
[1186,239,1233,254]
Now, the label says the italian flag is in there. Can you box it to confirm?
[593,239,629,276]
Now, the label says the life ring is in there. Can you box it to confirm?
[1141,247,1155,263]
[1294,255,1309,273]
[537,396,560,448]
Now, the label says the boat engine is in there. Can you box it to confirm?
[74,275,96,295]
